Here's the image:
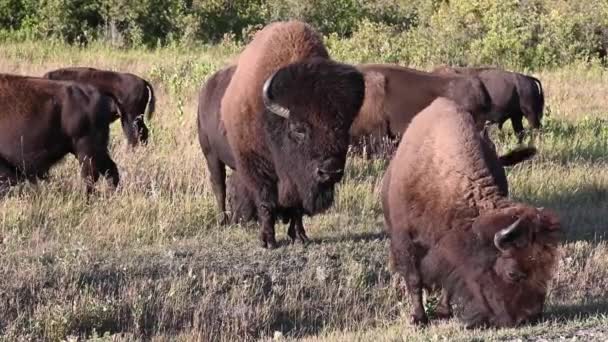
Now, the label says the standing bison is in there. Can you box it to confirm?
[0,74,120,194]
[197,64,308,242]
[350,64,492,159]
[219,20,365,248]
[382,97,560,328]
[432,65,544,143]
[43,67,156,146]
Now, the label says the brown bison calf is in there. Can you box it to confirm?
[432,65,544,143]
[0,74,120,194]
[220,20,365,248]
[350,64,492,159]
[382,97,560,328]
[44,67,156,146]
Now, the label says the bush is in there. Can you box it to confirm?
[0,0,606,69]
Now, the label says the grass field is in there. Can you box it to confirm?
[1,41,607,341]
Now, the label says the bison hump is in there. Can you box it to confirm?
[220,20,329,153]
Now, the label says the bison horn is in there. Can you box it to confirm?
[262,71,290,119]
[494,217,523,252]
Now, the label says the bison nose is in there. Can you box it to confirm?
[315,158,344,184]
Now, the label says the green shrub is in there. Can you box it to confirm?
[0,0,606,69]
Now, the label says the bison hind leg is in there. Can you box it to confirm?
[434,288,453,320]
[286,212,309,245]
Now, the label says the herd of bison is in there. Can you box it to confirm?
[0,20,562,329]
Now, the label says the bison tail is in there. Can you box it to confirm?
[529,76,545,117]
[498,146,537,167]
[143,80,156,120]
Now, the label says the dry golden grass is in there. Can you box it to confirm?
[0,42,607,341]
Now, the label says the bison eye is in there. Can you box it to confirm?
[288,122,309,143]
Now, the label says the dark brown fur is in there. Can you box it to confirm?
[350,64,492,159]
[0,73,120,194]
[432,65,544,142]
[43,67,156,146]
[220,21,365,248]
[382,97,560,328]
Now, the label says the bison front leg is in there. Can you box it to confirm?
[75,137,118,195]
[96,150,120,189]
[0,158,20,195]
[257,202,278,249]
[391,228,428,325]
[510,113,525,144]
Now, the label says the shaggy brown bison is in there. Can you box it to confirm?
[43,67,156,146]
[432,65,544,143]
[350,64,492,159]
[196,65,308,241]
[382,97,560,328]
[0,74,120,194]
[220,20,365,248]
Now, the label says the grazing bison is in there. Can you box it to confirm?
[350,64,492,159]
[432,65,544,143]
[43,67,156,146]
[0,74,120,194]
[382,97,560,328]
[220,20,365,248]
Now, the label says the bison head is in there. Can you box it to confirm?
[261,58,365,214]
[460,206,561,328]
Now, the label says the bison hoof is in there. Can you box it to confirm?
[410,314,429,326]
[297,233,310,245]
[260,238,278,249]
[434,307,453,320]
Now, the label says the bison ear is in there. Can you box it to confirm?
[494,217,531,252]
[262,70,290,119]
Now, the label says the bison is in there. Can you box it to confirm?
[432,65,544,143]
[382,97,560,328]
[219,20,365,248]
[197,64,310,243]
[349,64,492,159]
[43,67,156,147]
[0,73,120,194]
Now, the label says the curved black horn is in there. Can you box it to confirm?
[262,71,290,119]
[494,217,523,252]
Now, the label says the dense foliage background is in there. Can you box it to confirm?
[1,0,606,69]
